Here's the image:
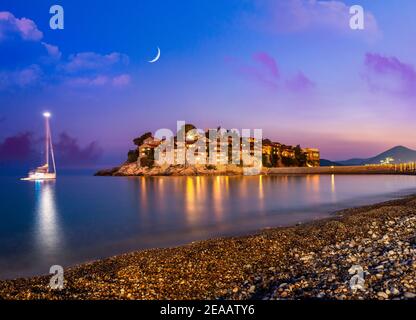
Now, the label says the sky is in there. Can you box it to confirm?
[1,0,416,166]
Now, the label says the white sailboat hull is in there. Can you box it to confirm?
[21,172,56,181]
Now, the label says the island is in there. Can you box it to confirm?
[96,124,320,176]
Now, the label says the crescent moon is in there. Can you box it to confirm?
[148,47,161,63]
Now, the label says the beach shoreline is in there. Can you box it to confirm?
[0,195,415,300]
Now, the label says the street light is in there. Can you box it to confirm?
[43,112,51,118]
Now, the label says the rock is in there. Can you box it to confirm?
[377,292,389,299]
[404,292,416,299]
[94,166,121,176]
[390,288,400,296]
[327,274,336,282]
[96,163,252,177]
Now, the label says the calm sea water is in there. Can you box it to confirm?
[1,171,416,279]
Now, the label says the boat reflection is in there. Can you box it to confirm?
[331,174,337,202]
[34,180,62,257]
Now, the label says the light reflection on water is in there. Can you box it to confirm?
[331,174,337,203]
[0,173,416,279]
[34,181,63,258]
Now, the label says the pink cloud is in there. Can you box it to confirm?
[247,0,379,38]
[226,52,279,90]
[252,52,279,78]
[0,132,35,163]
[226,52,314,92]
[286,72,314,92]
[42,42,62,60]
[237,65,279,90]
[66,75,110,87]
[112,74,131,87]
[0,65,42,89]
[0,11,43,41]
[60,51,131,89]
[55,132,102,165]
[364,53,416,98]
[0,12,130,92]
[63,52,129,73]
[15,65,41,86]
[66,74,131,88]
[0,132,102,166]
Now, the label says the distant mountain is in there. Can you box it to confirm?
[366,146,416,164]
[320,159,343,167]
[337,158,366,166]
[336,146,416,166]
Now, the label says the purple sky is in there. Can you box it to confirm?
[1,0,416,165]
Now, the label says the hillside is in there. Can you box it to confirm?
[320,159,343,167]
[337,146,416,165]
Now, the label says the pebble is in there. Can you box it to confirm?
[377,292,389,299]
[404,292,416,299]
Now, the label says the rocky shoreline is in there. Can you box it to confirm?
[94,163,261,176]
[0,196,415,300]
[95,163,407,177]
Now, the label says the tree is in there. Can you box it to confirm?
[133,132,152,146]
[271,151,279,167]
[148,148,155,161]
[177,124,196,136]
[262,154,272,167]
[139,147,155,167]
[127,149,139,163]
[281,156,295,167]
[294,145,307,167]
[185,124,196,133]
[140,157,154,168]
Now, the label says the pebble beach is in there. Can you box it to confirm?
[0,196,415,300]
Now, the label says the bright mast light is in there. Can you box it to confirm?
[43,112,51,118]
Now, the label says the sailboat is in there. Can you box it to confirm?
[21,112,57,181]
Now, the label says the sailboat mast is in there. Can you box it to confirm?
[45,116,50,167]
[49,123,56,174]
